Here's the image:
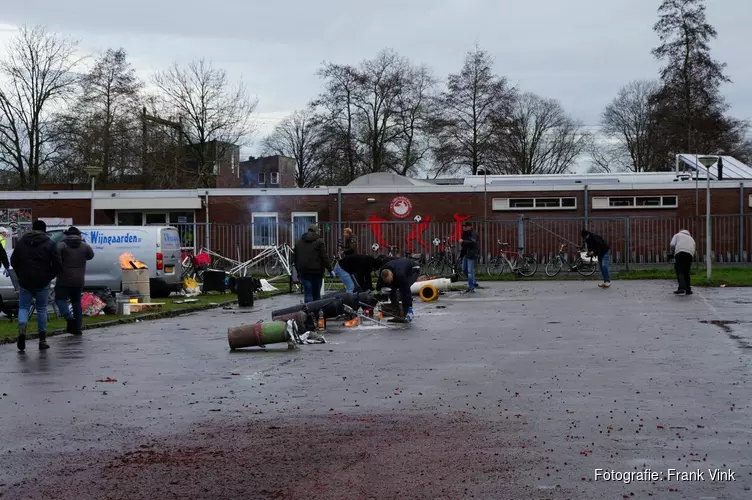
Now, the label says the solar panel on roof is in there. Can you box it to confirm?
[677,154,752,179]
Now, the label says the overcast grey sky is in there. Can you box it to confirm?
[1,0,751,167]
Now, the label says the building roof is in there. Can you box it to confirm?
[677,154,752,179]
[346,172,434,186]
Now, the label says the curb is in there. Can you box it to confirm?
[0,293,283,345]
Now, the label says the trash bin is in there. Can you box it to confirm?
[203,270,227,293]
[236,276,254,307]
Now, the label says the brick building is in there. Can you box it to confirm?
[3,165,752,265]
[239,156,297,188]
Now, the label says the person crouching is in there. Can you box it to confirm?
[376,257,420,322]
[669,229,696,295]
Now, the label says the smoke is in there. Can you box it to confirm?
[247,195,275,214]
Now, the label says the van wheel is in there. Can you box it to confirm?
[151,289,170,299]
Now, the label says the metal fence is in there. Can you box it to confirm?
[172,214,752,271]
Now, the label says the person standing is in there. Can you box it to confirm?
[459,221,479,292]
[376,257,421,322]
[55,227,95,335]
[10,220,62,351]
[582,229,611,288]
[293,224,334,302]
[670,229,696,295]
[333,228,358,292]
[342,228,357,256]
[0,229,10,314]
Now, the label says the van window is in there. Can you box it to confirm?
[162,229,181,249]
[47,230,65,243]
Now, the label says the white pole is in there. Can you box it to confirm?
[706,168,711,280]
[90,176,96,225]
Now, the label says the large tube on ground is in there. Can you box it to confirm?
[228,321,290,350]
[410,278,451,295]
[270,292,376,319]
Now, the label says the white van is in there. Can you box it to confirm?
[0,226,183,315]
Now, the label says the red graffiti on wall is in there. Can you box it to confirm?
[449,213,472,243]
[368,212,472,254]
[367,214,390,249]
[405,215,431,252]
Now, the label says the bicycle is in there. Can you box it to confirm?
[486,241,538,277]
[544,243,597,277]
[425,238,461,276]
[180,249,209,282]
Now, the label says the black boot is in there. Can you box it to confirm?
[17,324,26,352]
[66,319,75,333]
[38,331,50,350]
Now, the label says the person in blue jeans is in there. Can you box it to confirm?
[460,221,479,291]
[55,226,95,335]
[10,220,62,351]
[332,227,358,291]
[293,224,334,302]
[582,229,611,288]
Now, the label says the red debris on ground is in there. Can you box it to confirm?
[3,412,561,500]
[96,377,118,383]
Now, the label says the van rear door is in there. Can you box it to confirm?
[159,228,182,279]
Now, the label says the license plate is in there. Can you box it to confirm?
[165,266,174,273]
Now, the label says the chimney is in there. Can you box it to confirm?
[717,156,723,180]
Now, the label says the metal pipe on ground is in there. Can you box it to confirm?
[228,321,291,350]
[270,291,377,320]
[271,311,312,332]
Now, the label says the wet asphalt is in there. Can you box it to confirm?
[1,280,751,499]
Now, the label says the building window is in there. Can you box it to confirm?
[258,172,266,184]
[492,197,577,210]
[252,212,278,249]
[270,172,279,184]
[592,196,678,209]
[291,212,318,243]
[170,212,195,250]
[117,212,144,226]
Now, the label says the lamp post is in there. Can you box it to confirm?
[84,166,101,225]
[698,156,717,280]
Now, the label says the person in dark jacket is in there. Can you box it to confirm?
[10,220,62,351]
[582,229,611,288]
[376,257,420,322]
[54,226,95,335]
[339,253,382,292]
[293,224,334,302]
[342,228,357,256]
[332,227,359,291]
[459,221,480,292]
[0,229,10,314]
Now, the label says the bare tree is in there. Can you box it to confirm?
[312,63,363,182]
[261,108,325,187]
[0,25,81,189]
[586,139,622,173]
[314,50,421,181]
[598,80,661,172]
[430,45,515,176]
[490,92,589,175]
[54,48,143,183]
[393,64,436,176]
[350,49,411,173]
[152,58,257,187]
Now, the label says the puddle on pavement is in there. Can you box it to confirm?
[699,320,752,350]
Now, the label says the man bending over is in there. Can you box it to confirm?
[376,257,420,322]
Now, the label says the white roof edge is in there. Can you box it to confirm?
[0,180,750,200]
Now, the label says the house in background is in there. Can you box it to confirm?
[239,155,296,188]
